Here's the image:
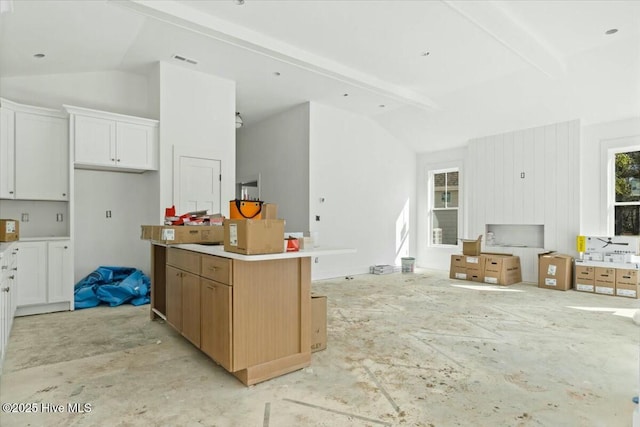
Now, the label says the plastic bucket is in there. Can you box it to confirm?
[401,257,415,273]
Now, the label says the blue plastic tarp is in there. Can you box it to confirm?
[74,266,151,309]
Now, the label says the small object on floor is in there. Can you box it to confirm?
[345,276,354,280]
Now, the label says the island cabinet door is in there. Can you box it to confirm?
[181,271,201,348]
[200,278,232,371]
[166,265,183,332]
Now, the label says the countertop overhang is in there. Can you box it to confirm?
[153,242,355,261]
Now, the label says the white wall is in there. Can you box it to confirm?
[236,103,310,232]
[581,117,640,235]
[0,71,152,118]
[158,62,236,219]
[416,148,467,270]
[74,170,157,280]
[309,102,416,279]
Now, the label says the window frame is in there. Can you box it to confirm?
[609,147,640,235]
[429,167,460,248]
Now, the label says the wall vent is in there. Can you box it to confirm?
[172,54,198,65]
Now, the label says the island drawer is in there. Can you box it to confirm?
[201,255,232,285]
[166,248,201,275]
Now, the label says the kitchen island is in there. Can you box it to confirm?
[148,242,354,385]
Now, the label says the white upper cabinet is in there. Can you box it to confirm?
[64,105,158,173]
[0,98,69,201]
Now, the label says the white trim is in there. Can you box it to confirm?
[428,167,461,248]
[600,135,640,234]
[63,104,158,126]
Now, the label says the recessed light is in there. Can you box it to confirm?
[343,93,349,97]
[234,0,245,5]
[421,51,430,56]
[605,28,618,35]
[33,53,45,58]
[379,104,386,108]
[273,72,281,76]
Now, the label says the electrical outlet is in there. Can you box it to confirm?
[56,213,63,222]
[106,210,112,218]
[315,215,320,221]
[21,213,29,222]
[314,257,319,264]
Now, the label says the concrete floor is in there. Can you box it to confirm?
[1,269,638,427]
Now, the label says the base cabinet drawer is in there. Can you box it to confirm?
[201,256,232,285]
[200,278,232,371]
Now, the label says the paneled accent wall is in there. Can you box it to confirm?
[466,120,580,281]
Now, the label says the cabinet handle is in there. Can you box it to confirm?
[1,287,9,292]
[12,267,17,271]
[63,193,66,197]
[207,285,215,291]
[9,191,14,194]
[117,159,121,162]
[8,275,15,280]
[1,266,7,270]
[208,266,218,271]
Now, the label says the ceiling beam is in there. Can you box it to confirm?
[111,0,440,112]
[443,0,567,79]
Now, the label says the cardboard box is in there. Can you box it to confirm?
[0,219,19,242]
[262,203,278,220]
[461,235,482,256]
[449,255,467,280]
[311,295,327,352]
[615,268,639,298]
[538,253,573,291]
[141,225,224,244]
[483,254,522,285]
[574,265,595,293]
[584,236,640,254]
[464,255,484,282]
[223,219,285,255]
[594,267,616,295]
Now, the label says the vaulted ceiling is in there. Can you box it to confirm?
[1,0,639,152]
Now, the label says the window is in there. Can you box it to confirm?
[614,150,640,235]
[430,169,459,245]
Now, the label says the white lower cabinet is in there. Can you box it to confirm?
[16,240,73,316]
[0,244,18,371]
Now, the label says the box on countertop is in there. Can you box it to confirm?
[311,295,327,352]
[141,225,224,244]
[538,252,573,291]
[223,219,285,255]
[0,219,19,242]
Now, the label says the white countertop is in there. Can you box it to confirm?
[163,243,356,261]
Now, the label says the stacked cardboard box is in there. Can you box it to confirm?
[538,253,573,291]
[449,253,521,286]
[575,235,640,298]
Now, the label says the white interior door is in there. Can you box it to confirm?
[176,155,222,215]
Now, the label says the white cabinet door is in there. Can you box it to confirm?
[14,112,69,200]
[0,107,15,199]
[47,241,73,304]
[74,115,116,166]
[16,242,47,306]
[116,121,157,170]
